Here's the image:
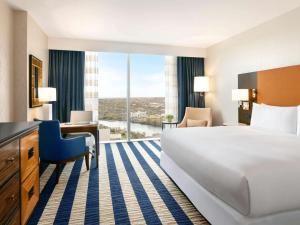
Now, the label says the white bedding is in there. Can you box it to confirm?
[160,126,300,217]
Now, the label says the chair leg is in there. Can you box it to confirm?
[85,152,90,170]
[55,164,60,184]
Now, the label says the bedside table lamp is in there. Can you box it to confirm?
[38,87,57,120]
[232,89,249,110]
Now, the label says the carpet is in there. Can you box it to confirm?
[28,140,209,225]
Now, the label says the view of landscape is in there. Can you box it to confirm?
[99,97,165,139]
[87,52,166,141]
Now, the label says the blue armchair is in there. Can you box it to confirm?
[39,120,89,183]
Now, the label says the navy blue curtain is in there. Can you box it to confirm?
[48,50,85,122]
[177,57,205,121]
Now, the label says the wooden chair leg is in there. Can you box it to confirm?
[55,164,60,184]
[85,152,90,170]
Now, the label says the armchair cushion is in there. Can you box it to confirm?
[59,136,88,161]
[187,119,207,127]
[178,107,212,128]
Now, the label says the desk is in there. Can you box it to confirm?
[60,123,99,168]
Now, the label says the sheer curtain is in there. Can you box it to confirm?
[84,52,100,121]
[165,56,178,121]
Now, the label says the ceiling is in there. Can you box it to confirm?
[6,0,300,48]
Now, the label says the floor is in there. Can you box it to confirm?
[28,140,209,225]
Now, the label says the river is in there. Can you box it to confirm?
[99,120,161,136]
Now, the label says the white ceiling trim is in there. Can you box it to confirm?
[48,37,206,57]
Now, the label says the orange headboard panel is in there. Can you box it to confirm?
[257,65,300,106]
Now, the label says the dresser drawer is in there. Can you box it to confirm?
[0,174,19,224]
[20,130,39,182]
[0,140,19,187]
[6,208,20,225]
[21,167,39,225]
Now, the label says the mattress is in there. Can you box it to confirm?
[160,126,300,217]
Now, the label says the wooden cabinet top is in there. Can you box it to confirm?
[0,122,40,146]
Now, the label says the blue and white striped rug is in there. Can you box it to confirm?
[29,140,209,225]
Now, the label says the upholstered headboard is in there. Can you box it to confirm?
[238,64,300,124]
[257,65,300,106]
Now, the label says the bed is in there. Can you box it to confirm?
[160,126,300,225]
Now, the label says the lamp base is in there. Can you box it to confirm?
[42,104,53,120]
[199,92,205,107]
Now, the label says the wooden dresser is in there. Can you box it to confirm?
[0,122,40,225]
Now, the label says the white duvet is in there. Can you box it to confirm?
[161,126,300,217]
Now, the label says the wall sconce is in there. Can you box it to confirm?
[232,89,250,110]
[251,89,257,99]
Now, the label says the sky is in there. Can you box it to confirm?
[98,52,165,98]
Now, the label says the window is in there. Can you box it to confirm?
[98,53,128,141]
[85,52,177,142]
[130,54,165,139]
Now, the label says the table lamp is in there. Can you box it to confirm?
[232,89,249,110]
[38,87,57,120]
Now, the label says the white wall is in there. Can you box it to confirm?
[14,11,28,121]
[27,15,49,121]
[0,1,14,122]
[48,38,206,57]
[205,7,300,125]
[13,11,49,121]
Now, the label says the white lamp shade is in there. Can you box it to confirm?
[194,76,209,92]
[232,89,249,101]
[38,87,57,102]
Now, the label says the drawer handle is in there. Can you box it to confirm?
[7,194,16,201]
[28,147,34,159]
[6,157,15,162]
[28,186,34,200]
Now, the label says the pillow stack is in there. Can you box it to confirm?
[250,103,298,135]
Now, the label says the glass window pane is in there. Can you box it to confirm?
[130,54,165,139]
[98,53,128,141]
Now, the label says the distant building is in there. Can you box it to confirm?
[149,114,162,119]
[131,111,147,118]
[150,102,161,107]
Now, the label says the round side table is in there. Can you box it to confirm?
[162,121,179,130]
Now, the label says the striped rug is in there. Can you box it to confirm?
[29,140,209,225]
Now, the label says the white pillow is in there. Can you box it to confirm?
[250,103,297,134]
[250,103,263,128]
